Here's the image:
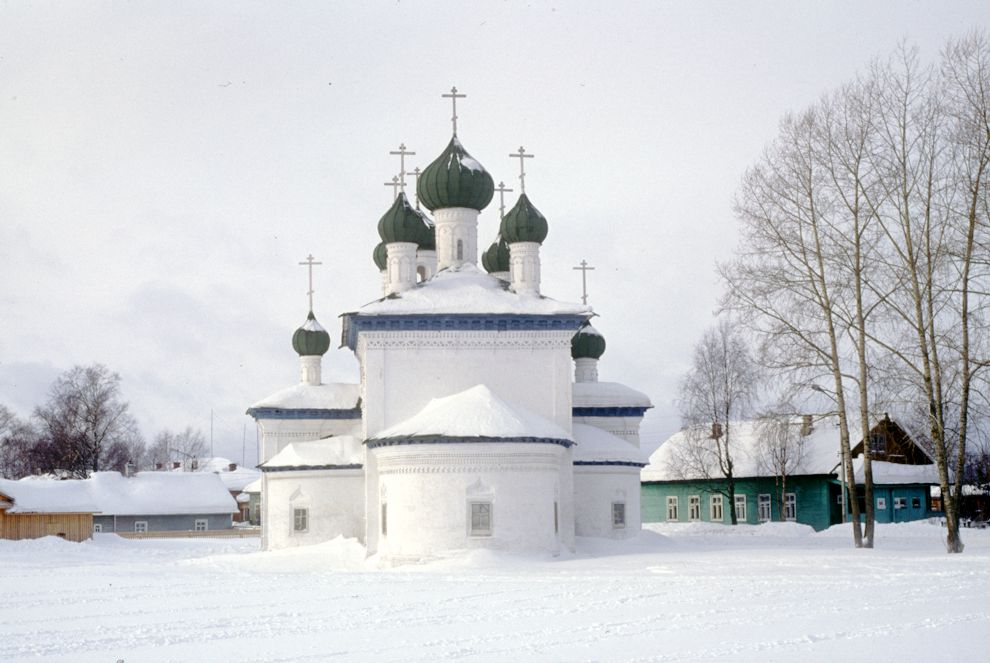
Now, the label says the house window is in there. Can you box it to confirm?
[194,519,208,531]
[877,497,887,510]
[784,493,797,521]
[758,494,771,522]
[666,496,679,521]
[688,496,701,521]
[870,434,887,456]
[894,497,907,510]
[470,501,492,536]
[92,523,102,533]
[912,496,921,509]
[134,521,148,533]
[381,503,387,536]
[710,495,724,522]
[293,508,308,533]
[612,502,626,529]
[734,495,747,521]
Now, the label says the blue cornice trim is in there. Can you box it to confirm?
[573,406,651,417]
[366,435,574,449]
[261,464,363,473]
[246,407,362,420]
[340,313,588,350]
[574,460,648,468]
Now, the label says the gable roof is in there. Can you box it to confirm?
[572,424,649,465]
[0,478,99,514]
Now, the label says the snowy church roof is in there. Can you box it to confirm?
[369,384,572,444]
[572,424,649,466]
[572,381,652,410]
[261,437,363,471]
[248,382,360,412]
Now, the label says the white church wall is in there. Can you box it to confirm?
[371,443,572,563]
[358,330,575,439]
[256,419,362,464]
[572,416,644,447]
[573,466,642,539]
[262,469,365,551]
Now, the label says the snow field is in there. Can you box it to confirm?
[1,522,988,662]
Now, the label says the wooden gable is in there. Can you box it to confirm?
[850,415,932,465]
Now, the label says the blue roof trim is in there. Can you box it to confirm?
[261,464,363,473]
[572,406,651,417]
[246,407,362,420]
[573,460,648,468]
[340,313,588,350]
[366,435,574,449]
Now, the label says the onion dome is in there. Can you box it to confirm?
[378,193,425,244]
[500,193,548,244]
[292,311,331,357]
[373,242,387,271]
[571,323,606,360]
[416,209,436,251]
[417,136,494,212]
[481,235,510,274]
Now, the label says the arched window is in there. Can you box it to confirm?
[456,239,463,261]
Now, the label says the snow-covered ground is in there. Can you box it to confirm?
[2,522,988,662]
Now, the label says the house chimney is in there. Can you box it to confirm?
[711,422,723,439]
[228,463,237,472]
[801,415,814,437]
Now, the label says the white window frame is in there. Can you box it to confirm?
[877,497,887,510]
[92,523,103,533]
[688,495,701,521]
[784,493,797,521]
[194,518,208,531]
[710,495,724,522]
[757,494,771,522]
[469,501,492,537]
[134,521,148,533]
[612,502,626,529]
[734,494,747,521]
[293,507,308,533]
[666,496,679,521]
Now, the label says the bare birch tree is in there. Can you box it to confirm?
[755,410,808,521]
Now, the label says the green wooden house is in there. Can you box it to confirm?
[641,415,940,531]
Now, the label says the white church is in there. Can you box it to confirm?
[247,92,652,564]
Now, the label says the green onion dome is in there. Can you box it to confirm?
[417,136,494,212]
[373,242,387,271]
[571,323,606,360]
[481,235,511,274]
[378,193,423,244]
[416,209,436,251]
[500,193,548,244]
[292,311,331,357]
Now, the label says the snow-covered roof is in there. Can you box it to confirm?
[372,384,571,441]
[353,264,590,316]
[191,457,261,492]
[642,417,855,482]
[0,472,238,515]
[572,424,648,465]
[249,382,360,411]
[0,478,99,514]
[241,478,262,494]
[853,459,939,485]
[572,381,652,409]
[262,437,363,469]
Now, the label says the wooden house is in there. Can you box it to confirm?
[0,479,97,542]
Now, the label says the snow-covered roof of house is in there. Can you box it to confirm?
[0,472,238,515]
[371,384,572,441]
[0,478,99,514]
[853,459,939,485]
[249,382,360,411]
[241,478,262,494]
[192,457,261,492]
[352,264,590,317]
[572,424,648,465]
[261,437,363,469]
[572,381,652,409]
[641,417,855,482]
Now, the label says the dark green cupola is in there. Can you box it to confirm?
[292,311,332,357]
[417,137,494,212]
[571,323,606,360]
[500,193,548,244]
[481,235,511,274]
[373,242,387,271]
[378,193,425,244]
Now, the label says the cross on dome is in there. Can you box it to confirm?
[441,86,466,135]
[384,175,401,201]
[409,166,423,209]
[389,143,416,191]
[495,181,514,219]
[509,146,534,194]
[572,259,596,305]
[298,254,323,312]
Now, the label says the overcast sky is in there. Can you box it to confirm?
[2,1,988,465]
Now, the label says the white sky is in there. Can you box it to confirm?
[2,1,988,466]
